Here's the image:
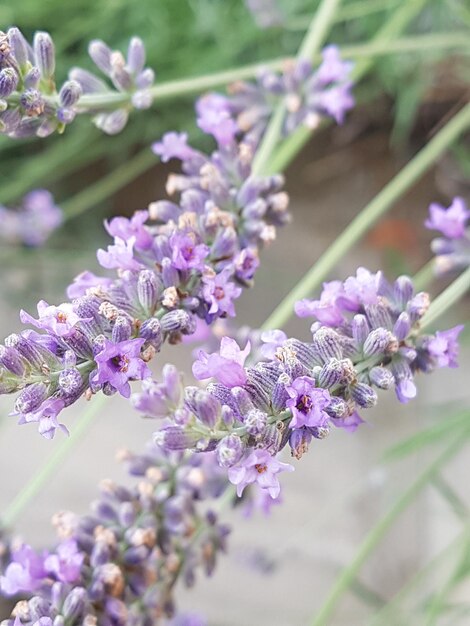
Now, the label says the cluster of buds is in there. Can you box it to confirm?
[425,196,470,276]
[0,445,229,625]
[0,131,289,437]
[0,28,153,137]
[195,46,354,148]
[0,190,62,247]
[135,267,463,501]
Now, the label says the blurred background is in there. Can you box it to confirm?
[0,0,470,624]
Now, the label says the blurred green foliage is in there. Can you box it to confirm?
[0,0,468,225]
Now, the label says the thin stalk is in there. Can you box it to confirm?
[431,473,468,521]
[267,0,430,174]
[252,0,341,175]
[309,433,469,626]
[414,260,436,292]
[262,103,470,331]
[368,526,470,626]
[61,149,156,220]
[287,0,401,30]
[421,265,470,330]
[1,395,106,528]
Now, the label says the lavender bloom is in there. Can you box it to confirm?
[197,46,354,147]
[227,449,293,498]
[0,124,290,436]
[1,444,230,625]
[148,267,464,499]
[192,337,250,387]
[244,0,284,28]
[152,132,195,162]
[93,338,151,398]
[0,191,62,247]
[425,197,470,276]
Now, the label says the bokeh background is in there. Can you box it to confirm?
[0,1,470,624]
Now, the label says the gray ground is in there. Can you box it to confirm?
[0,128,469,625]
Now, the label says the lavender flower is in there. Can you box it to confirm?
[425,197,470,275]
[196,46,354,147]
[244,0,284,29]
[0,129,290,437]
[0,190,62,246]
[0,445,230,625]
[141,267,463,501]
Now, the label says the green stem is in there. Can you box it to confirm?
[61,149,156,220]
[414,259,436,292]
[267,0,430,175]
[309,433,469,626]
[262,103,470,331]
[368,526,470,626]
[252,0,341,176]
[287,0,401,30]
[1,395,106,528]
[421,265,470,330]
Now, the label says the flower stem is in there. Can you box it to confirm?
[262,103,470,331]
[421,265,470,330]
[287,0,401,30]
[309,431,469,626]
[1,395,106,529]
[266,0,430,175]
[252,0,342,176]
[413,259,436,292]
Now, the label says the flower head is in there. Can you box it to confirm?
[227,448,293,498]
[426,325,464,368]
[192,337,250,387]
[286,376,331,429]
[94,338,151,398]
[20,301,84,337]
[425,197,470,239]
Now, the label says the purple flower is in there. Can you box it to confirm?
[170,232,209,271]
[333,411,365,433]
[18,190,62,246]
[426,325,464,368]
[104,210,153,250]
[93,338,151,398]
[192,337,250,387]
[44,539,84,583]
[97,237,143,271]
[395,378,417,404]
[132,364,183,418]
[234,248,260,281]
[168,613,207,626]
[152,132,195,162]
[259,329,287,359]
[196,93,238,146]
[20,301,84,337]
[66,270,114,299]
[295,280,345,326]
[315,46,353,85]
[343,267,380,307]
[202,267,242,317]
[286,376,331,429]
[0,544,46,596]
[16,397,68,439]
[227,448,293,498]
[425,197,470,239]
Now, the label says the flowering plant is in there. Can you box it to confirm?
[0,2,469,624]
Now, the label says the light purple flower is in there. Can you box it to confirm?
[343,267,380,307]
[425,197,470,239]
[395,378,417,404]
[192,337,250,387]
[196,93,238,146]
[202,267,242,317]
[94,338,151,398]
[104,210,153,250]
[132,364,183,418]
[152,132,195,162]
[295,280,345,326]
[16,397,68,439]
[66,270,114,299]
[170,232,209,271]
[44,539,84,583]
[97,236,143,271]
[234,248,260,281]
[427,325,464,368]
[333,411,365,433]
[315,46,353,85]
[286,376,331,429]
[260,329,287,359]
[168,614,207,626]
[227,448,293,498]
[0,544,46,596]
[20,300,84,337]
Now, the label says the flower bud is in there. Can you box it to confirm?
[154,426,200,450]
[369,366,395,390]
[350,382,377,408]
[0,67,18,97]
[0,345,26,376]
[364,303,392,330]
[351,314,369,346]
[14,382,48,413]
[160,309,192,333]
[195,390,220,427]
[88,40,112,74]
[7,27,29,70]
[393,276,414,309]
[126,37,145,74]
[137,269,161,312]
[33,31,55,79]
[111,316,132,343]
[59,368,83,395]
[139,317,162,349]
[216,434,244,467]
[20,88,45,116]
[63,587,87,621]
[311,327,343,362]
[245,408,267,435]
[363,328,398,357]
[393,312,411,341]
[289,428,312,460]
[59,80,82,107]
